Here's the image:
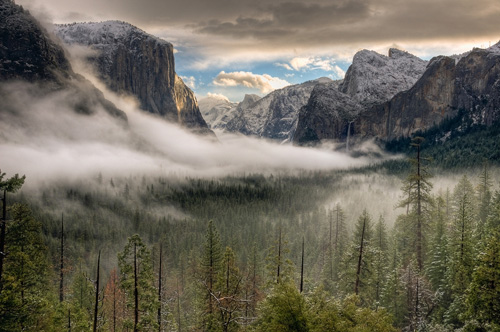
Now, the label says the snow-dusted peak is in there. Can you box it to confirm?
[339,48,427,106]
[198,94,231,112]
[486,40,500,55]
[239,94,261,109]
[55,21,171,47]
[389,48,416,59]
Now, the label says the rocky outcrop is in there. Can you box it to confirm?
[293,49,426,144]
[198,94,239,130]
[356,55,457,140]
[339,48,427,106]
[220,78,332,141]
[0,0,125,120]
[294,43,500,145]
[356,44,500,140]
[293,81,359,145]
[55,21,211,133]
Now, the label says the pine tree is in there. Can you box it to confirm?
[476,161,492,239]
[118,234,158,332]
[0,203,53,331]
[372,215,389,306]
[0,171,25,291]
[398,137,433,271]
[200,220,223,331]
[425,195,451,322]
[445,175,476,327]
[465,227,500,330]
[214,247,244,332]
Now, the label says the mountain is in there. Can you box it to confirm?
[292,44,500,146]
[293,49,427,144]
[198,94,238,130]
[214,78,332,141]
[0,0,125,120]
[55,21,211,134]
[355,43,500,141]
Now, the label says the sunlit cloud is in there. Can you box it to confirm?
[213,71,290,94]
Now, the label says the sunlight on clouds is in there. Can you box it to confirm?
[213,71,290,94]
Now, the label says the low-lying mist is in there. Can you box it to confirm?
[0,79,387,187]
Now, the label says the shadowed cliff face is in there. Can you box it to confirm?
[294,44,500,145]
[356,56,457,140]
[0,0,126,121]
[55,22,212,134]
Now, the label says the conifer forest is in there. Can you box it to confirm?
[2,142,500,332]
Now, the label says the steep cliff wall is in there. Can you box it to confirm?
[55,21,210,132]
[294,44,500,145]
[0,0,125,120]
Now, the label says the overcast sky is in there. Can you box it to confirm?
[17,0,500,101]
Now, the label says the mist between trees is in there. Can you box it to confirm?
[1,155,500,331]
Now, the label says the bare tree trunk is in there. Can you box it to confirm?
[134,244,139,332]
[93,250,101,332]
[416,143,423,272]
[60,213,64,303]
[0,190,7,290]
[300,237,304,293]
[158,243,162,332]
[277,226,281,283]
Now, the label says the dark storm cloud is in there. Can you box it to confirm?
[18,0,500,50]
[190,0,500,47]
[193,1,370,40]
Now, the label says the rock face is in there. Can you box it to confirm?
[293,49,427,144]
[355,44,500,140]
[198,94,239,130]
[294,44,500,145]
[55,21,210,133]
[208,78,332,141]
[339,48,427,106]
[0,0,125,120]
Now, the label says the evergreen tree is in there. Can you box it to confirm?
[398,137,433,271]
[0,171,25,291]
[476,162,492,239]
[465,227,500,330]
[372,215,389,307]
[426,196,451,322]
[200,220,223,331]
[0,203,53,331]
[445,175,476,327]
[214,247,244,332]
[118,234,158,331]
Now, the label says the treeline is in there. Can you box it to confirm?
[1,148,500,331]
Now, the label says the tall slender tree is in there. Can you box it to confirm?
[118,234,158,332]
[0,171,25,291]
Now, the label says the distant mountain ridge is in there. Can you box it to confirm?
[200,78,333,141]
[55,21,212,135]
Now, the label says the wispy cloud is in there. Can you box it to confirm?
[0,80,377,183]
[213,71,290,94]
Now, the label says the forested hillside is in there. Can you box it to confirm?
[1,144,500,331]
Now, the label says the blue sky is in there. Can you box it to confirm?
[174,49,351,102]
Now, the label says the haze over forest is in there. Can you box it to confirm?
[1,0,500,331]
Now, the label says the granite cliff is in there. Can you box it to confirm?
[293,49,427,144]
[55,21,211,134]
[0,0,125,120]
[294,44,500,145]
[200,78,332,141]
